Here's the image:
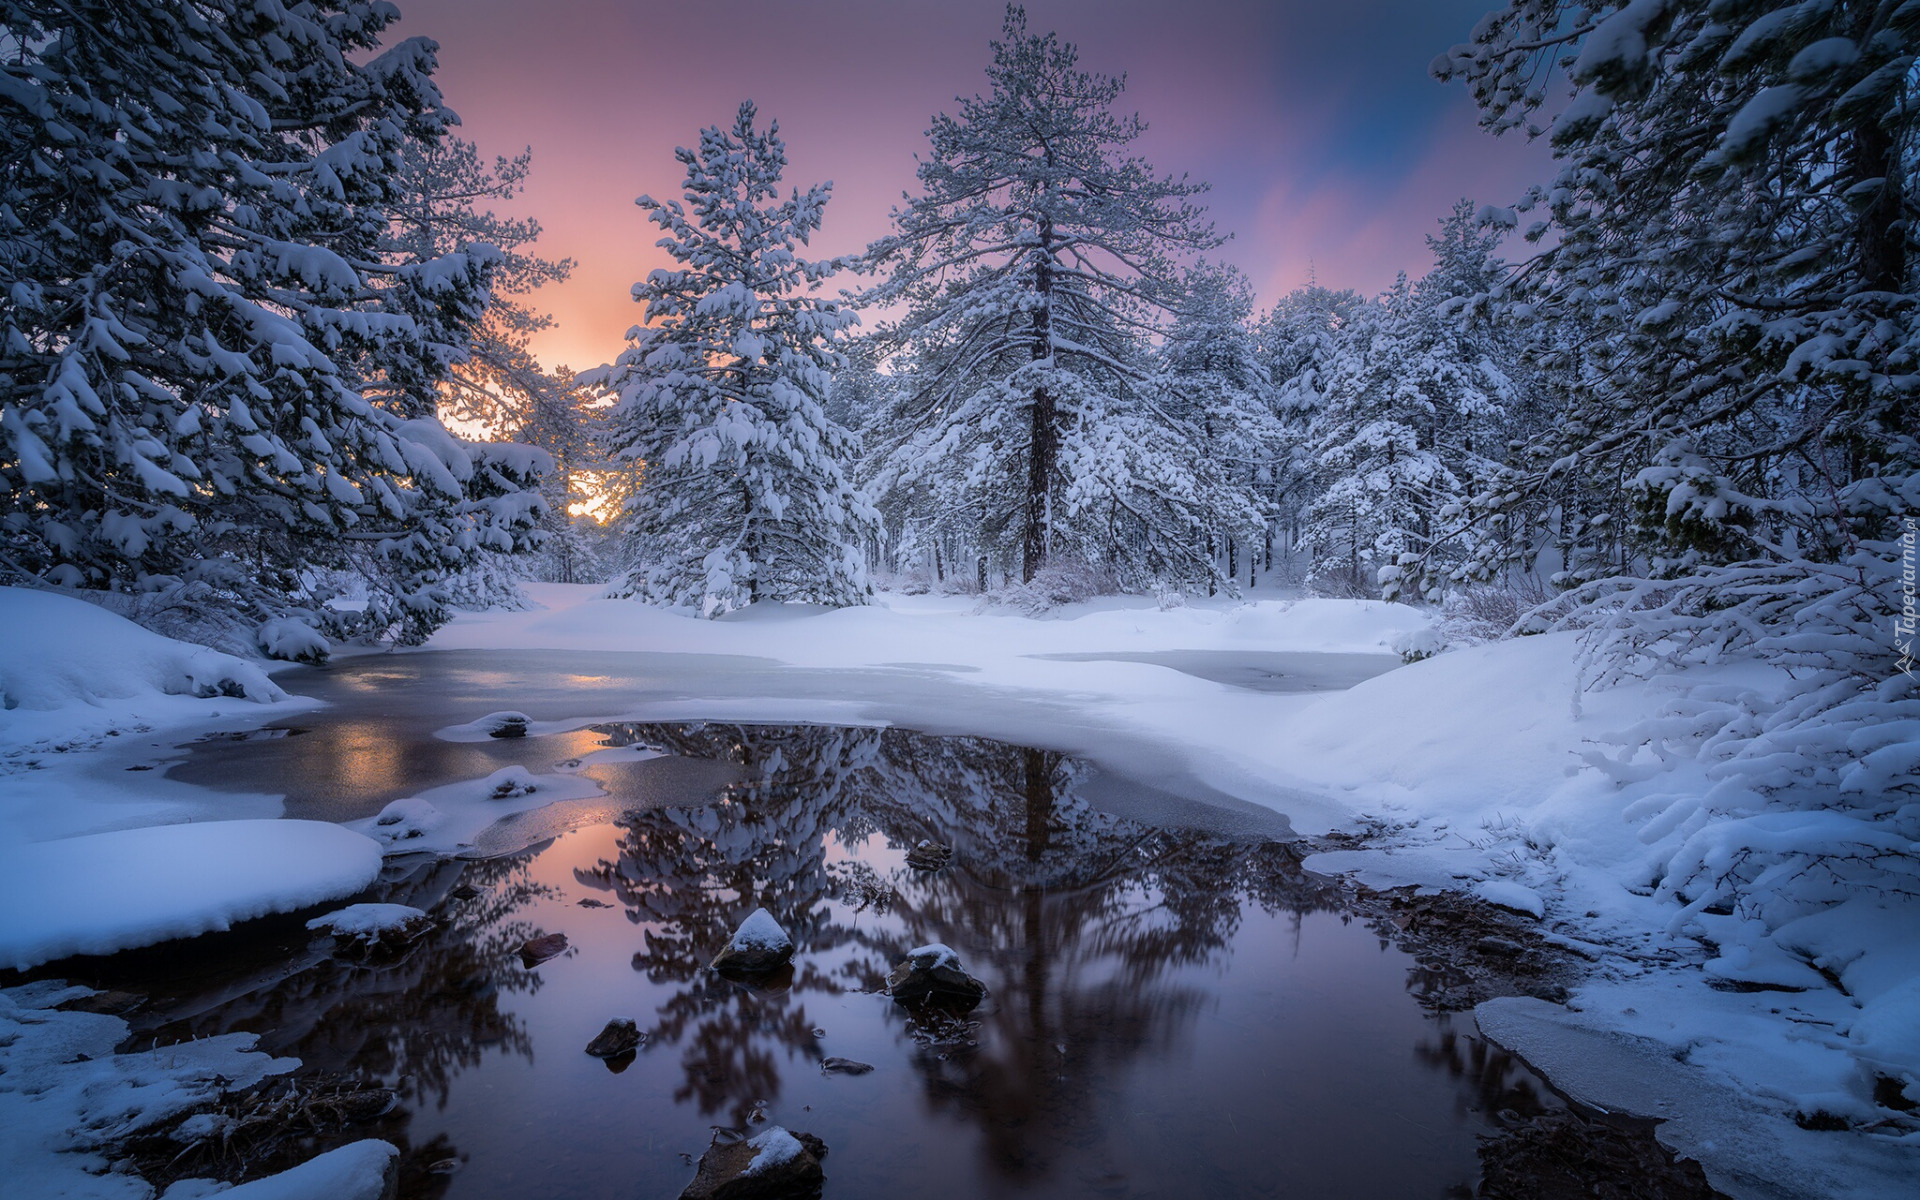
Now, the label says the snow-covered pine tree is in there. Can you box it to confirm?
[597,102,873,616]
[1300,282,1461,597]
[388,139,575,428]
[1436,3,1919,935]
[1300,265,1511,602]
[1400,199,1521,595]
[1255,280,1365,573]
[1153,262,1279,592]
[860,6,1222,587]
[387,138,586,605]
[0,0,547,652]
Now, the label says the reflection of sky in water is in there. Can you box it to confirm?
[139,724,1556,1199]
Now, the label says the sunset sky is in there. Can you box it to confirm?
[392,0,1554,373]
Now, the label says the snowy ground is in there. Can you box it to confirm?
[0,583,1914,1197]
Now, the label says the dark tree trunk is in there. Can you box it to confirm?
[1851,3,1905,299]
[1022,217,1057,583]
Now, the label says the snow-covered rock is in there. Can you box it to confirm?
[306,903,430,951]
[680,1125,827,1200]
[886,942,987,1008]
[711,907,793,973]
[0,820,382,969]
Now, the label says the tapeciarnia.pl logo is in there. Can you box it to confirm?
[1900,517,1917,679]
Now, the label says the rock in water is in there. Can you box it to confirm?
[484,712,531,739]
[711,907,794,974]
[519,932,569,967]
[885,943,988,1009]
[819,1057,873,1076]
[680,1126,827,1200]
[904,838,951,870]
[586,1017,643,1058]
[306,903,432,957]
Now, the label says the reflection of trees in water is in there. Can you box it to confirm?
[152,854,553,1191]
[577,722,1346,1180]
[574,724,873,1124]
[1414,1022,1559,1125]
[167,855,546,1107]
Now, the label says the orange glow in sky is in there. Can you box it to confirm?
[394,0,1551,375]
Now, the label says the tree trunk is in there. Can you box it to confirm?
[1022,217,1057,583]
[1851,2,1905,299]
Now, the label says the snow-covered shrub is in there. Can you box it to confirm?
[256,617,329,665]
[1390,627,1447,664]
[438,552,533,614]
[980,560,1120,615]
[1543,551,1919,933]
[1440,577,1557,645]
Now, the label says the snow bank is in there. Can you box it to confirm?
[0,820,383,969]
[0,587,283,711]
[0,981,296,1200]
[0,588,315,845]
[1277,633,1636,810]
[1275,632,1920,1164]
[429,583,1426,661]
[190,1139,398,1200]
[1476,996,1917,1200]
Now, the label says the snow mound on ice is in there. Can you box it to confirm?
[1473,880,1545,918]
[188,1139,398,1200]
[0,820,382,969]
[307,903,427,941]
[348,766,602,857]
[0,587,284,711]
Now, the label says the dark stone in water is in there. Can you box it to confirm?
[519,932,569,967]
[819,1057,873,1076]
[578,897,612,908]
[680,1126,827,1200]
[585,1017,643,1058]
[486,713,530,739]
[1475,936,1526,958]
[904,838,951,870]
[886,944,987,1010]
